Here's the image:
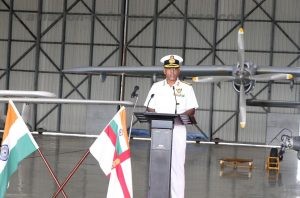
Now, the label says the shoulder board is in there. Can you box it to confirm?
[181,81,192,86]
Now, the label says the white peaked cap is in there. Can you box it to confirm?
[160,55,183,64]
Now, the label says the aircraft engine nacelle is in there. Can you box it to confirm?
[280,135,300,160]
[289,136,300,151]
[232,80,255,94]
[232,62,257,94]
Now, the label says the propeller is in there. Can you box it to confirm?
[237,28,245,72]
[251,73,293,81]
[191,27,294,128]
[237,28,247,128]
[239,80,246,128]
[192,76,235,83]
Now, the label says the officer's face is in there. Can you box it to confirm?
[164,67,180,83]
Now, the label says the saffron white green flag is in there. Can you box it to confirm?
[89,106,133,198]
[0,100,39,198]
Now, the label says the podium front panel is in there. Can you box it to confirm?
[148,128,172,198]
[151,120,173,129]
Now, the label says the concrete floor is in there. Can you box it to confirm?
[4,134,300,198]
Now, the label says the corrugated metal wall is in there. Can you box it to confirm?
[0,0,299,143]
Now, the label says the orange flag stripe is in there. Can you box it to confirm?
[2,103,18,143]
[120,107,129,148]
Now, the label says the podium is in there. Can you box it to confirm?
[134,112,196,198]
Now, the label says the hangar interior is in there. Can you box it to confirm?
[1,0,300,144]
[1,1,300,198]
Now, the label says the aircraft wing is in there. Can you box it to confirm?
[63,65,234,77]
[63,65,300,78]
[246,99,300,108]
[0,90,56,98]
[256,67,300,77]
[0,98,134,106]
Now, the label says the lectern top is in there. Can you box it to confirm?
[134,112,196,125]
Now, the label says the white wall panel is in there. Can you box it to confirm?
[218,0,241,19]
[37,104,58,131]
[43,0,63,12]
[95,0,121,14]
[156,19,184,47]
[129,0,154,16]
[244,22,272,52]
[41,16,63,43]
[186,20,214,49]
[273,54,300,67]
[39,44,61,72]
[0,42,7,70]
[14,0,37,10]
[238,113,266,143]
[10,42,36,70]
[274,24,300,52]
[189,110,210,137]
[126,48,153,66]
[68,1,92,13]
[62,74,89,98]
[65,18,91,43]
[276,0,300,21]
[9,71,35,90]
[0,13,8,39]
[158,0,185,17]
[64,45,90,68]
[214,82,237,110]
[245,0,273,20]
[11,13,37,41]
[188,0,215,16]
[61,104,87,133]
[193,83,211,109]
[213,111,236,141]
[127,18,154,47]
[94,18,120,44]
[90,76,118,100]
[92,46,119,66]
[184,50,214,65]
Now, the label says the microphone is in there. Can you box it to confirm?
[172,86,178,114]
[131,85,139,98]
[145,94,155,111]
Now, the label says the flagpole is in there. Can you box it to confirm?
[128,95,138,142]
[52,150,90,198]
[37,149,68,198]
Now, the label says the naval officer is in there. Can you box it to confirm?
[144,55,199,198]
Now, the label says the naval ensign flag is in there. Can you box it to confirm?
[89,106,133,198]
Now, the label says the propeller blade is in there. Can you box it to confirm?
[239,81,246,128]
[238,28,245,71]
[192,76,235,83]
[251,73,293,81]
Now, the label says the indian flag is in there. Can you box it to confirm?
[0,100,39,198]
[90,106,133,198]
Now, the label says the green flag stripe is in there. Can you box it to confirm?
[0,134,37,198]
[110,120,123,154]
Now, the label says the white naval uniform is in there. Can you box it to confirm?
[144,79,199,198]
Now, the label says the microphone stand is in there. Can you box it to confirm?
[128,95,139,142]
